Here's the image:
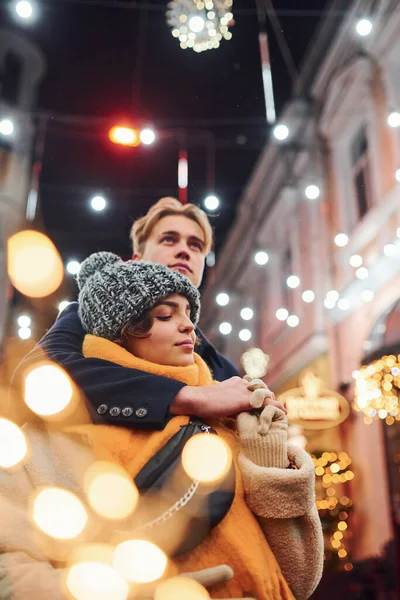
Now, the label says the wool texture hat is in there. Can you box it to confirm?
[77,251,200,341]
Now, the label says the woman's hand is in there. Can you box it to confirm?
[237,405,289,469]
[243,375,286,414]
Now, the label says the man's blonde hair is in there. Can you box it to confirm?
[130,197,213,255]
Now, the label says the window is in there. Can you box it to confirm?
[1,52,22,104]
[351,126,373,220]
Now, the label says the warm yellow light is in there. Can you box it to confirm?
[332,540,341,549]
[84,461,139,520]
[337,521,348,531]
[331,474,340,484]
[24,363,73,417]
[315,466,324,476]
[154,576,210,599]
[7,230,64,298]
[330,463,340,473]
[334,531,343,540]
[326,487,336,497]
[33,487,88,539]
[322,474,332,484]
[338,549,347,558]
[67,561,128,600]
[340,496,349,505]
[113,540,167,584]
[345,470,354,480]
[0,418,27,468]
[108,126,140,147]
[181,433,232,483]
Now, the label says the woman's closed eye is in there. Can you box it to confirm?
[155,315,172,321]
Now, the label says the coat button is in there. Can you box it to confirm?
[109,406,121,417]
[97,404,108,415]
[135,407,148,418]
[122,407,133,417]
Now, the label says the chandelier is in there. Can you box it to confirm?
[166,0,234,53]
[352,354,400,425]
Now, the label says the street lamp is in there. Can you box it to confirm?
[109,126,140,147]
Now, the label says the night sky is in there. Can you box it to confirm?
[1,0,331,288]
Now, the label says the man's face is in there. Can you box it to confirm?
[133,215,206,288]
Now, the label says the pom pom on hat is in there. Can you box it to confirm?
[77,251,121,290]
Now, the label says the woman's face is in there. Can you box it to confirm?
[125,294,196,367]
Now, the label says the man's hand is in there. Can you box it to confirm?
[170,377,286,419]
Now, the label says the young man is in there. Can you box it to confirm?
[14,198,283,428]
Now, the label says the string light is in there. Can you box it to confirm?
[355,18,373,37]
[286,275,300,289]
[334,233,349,247]
[219,321,232,335]
[216,292,229,306]
[240,307,253,320]
[304,184,320,200]
[273,124,289,141]
[313,451,353,563]
[166,0,233,53]
[302,290,315,303]
[349,254,362,267]
[0,118,14,136]
[276,308,289,321]
[287,314,300,327]
[353,355,400,423]
[254,251,269,265]
[356,267,368,280]
[239,328,252,341]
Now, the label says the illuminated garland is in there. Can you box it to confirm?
[312,451,354,571]
[166,0,234,53]
[352,355,400,425]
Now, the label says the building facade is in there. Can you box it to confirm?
[201,0,400,577]
[0,29,46,346]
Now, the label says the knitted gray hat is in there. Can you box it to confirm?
[77,251,200,341]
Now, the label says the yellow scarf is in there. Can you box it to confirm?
[82,334,214,386]
[69,334,294,600]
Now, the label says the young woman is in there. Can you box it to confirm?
[0,252,323,600]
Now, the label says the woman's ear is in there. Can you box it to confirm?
[132,252,142,261]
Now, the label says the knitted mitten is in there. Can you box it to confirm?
[243,376,275,409]
[237,405,289,469]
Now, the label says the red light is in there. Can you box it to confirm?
[108,126,140,147]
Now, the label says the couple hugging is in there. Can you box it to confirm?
[2,198,323,600]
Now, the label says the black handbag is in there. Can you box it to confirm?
[130,417,236,556]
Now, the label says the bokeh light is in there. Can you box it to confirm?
[181,433,232,483]
[7,230,64,297]
[24,363,73,417]
[67,546,128,600]
[113,539,167,584]
[0,418,27,468]
[84,461,139,520]
[33,487,88,539]
[154,576,210,599]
